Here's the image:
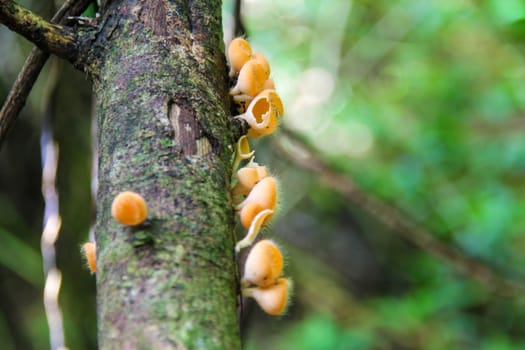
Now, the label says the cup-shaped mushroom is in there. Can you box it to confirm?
[242,240,283,288]
[228,38,253,77]
[236,177,277,214]
[242,278,291,316]
[111,191,148,226]
[232,135,255,173]
[230,60,267,98]
[236,135,253,158]
[236,89,284,138]
[233,165,269,197]
[236,176,277,235]
[82,242,97,273]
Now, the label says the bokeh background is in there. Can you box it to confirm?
[1,0,525,349]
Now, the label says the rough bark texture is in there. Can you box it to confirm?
[87,0,241,348]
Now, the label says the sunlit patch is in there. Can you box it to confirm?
[285,67,335,133]
[299,67,335,104]
[316,121,374,158]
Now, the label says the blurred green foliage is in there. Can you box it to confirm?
[1,0,525,349]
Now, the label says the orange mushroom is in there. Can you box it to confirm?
[242,240,284,288]
[111,191,148,226]
[82,242,97,273]
[235,89,284,138]
[232,165,268,198]
[227,38,253,77]
[242,277,291,316]
[236,177,278,216]
[229,60,267,98]
[231,135,255,174]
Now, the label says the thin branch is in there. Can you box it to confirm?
[0,0,92,147]
[276,128,525,297]
[0,0,78,61]
[0,50,49,146]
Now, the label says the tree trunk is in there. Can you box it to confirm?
[88,0,241,348]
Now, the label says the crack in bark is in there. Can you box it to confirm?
[168,99,210,157]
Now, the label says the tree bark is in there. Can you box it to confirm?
[87,0,242,348]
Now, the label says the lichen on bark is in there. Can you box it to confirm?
[86,0,241,348]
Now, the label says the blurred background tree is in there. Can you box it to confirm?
[1,0,525,349]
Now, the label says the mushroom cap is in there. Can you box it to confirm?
[250,278,290,316]
[237,89,284,138]
[234,166,269,197]
[242,177,278,212]
[228,38,253,76]
[111,191,148,226]
[82,242,97,273]
[243,240,283,288]
[231,60,267,97]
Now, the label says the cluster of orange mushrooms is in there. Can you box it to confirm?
[80,38,291,316]
[228,38,291,316]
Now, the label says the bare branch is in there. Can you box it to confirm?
[0,0,78,61]
[0,0,92,147]
[276,128,525,297]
